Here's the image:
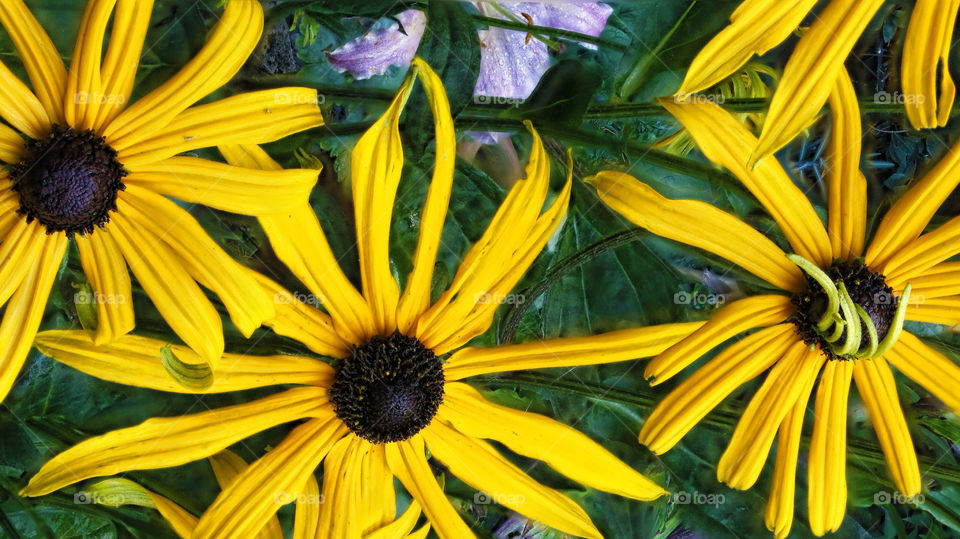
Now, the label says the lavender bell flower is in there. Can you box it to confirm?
[326,10,427,80]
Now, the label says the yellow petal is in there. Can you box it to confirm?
[444,321,702,381]
[259,205,374,345]
[124,156,317,216]
[22,387,331,497]
[639,324,798,454]
[352,67,419,336]
[292,467,321,539]
[661,99,831,267]
[807,359,854,536]
[881,215,960,287]
[0,219,47,309]
[218,143,284,171]
[853,358,922,496]
[827,67,868,261]
[718,342,824,490]
[0,57,50,138]
[906,262,960,299]
[0,123,24,164]
[423,420,602,539]
[119,185,273,337]
[0,0,65,123]
[83,478,198,539]
[316,436,395,539]
[675,0,816,96]
[866,137,960,268]
[0,232,66,401]
[441,383,668,500]
[34,330,333,393]
[194,414,347,539]
[752,0,884,165]
[885,331,960,413]
[765,368,816,539]
[588,171,804,291]
[397,57,457,334]
[64,0,115,130]
[646,294,794,384]
[110,207,224,367]
[103,0,263,145]
[247,269,352,358]
[415,124,553,346]
[91,0,154,129]
[75,227,135,344]
[366,499,424,539]
[905,296,960,326]
[116,88,325,165]
[427,175,572,354]
[901,0,960,129]
[208,450,284,539]
[385,436,473,539]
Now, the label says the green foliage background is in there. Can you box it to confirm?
[2,1,960,537]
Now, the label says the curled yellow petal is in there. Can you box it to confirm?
[22,387,332,497]
[444,322,701,381]
[675,0,815,96]
[588,170,804,291]
[441,383,667,500]
[901,0,960,129]
[751,0,884,165]
[397,57,457,334]
[827,67,868,261]
[661,98,832,267]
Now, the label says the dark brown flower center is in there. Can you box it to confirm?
[10,125,125,236]
[329,332,444,444]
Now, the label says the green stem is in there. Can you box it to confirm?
[499,227,648,343]
[619,1,698,99]
[472,372,960,484]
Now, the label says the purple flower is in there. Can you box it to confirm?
[474,2,613,101]
[327,10,427,80]
[327,3,612,142]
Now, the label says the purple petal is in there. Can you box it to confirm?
[473,2,612,99]
[327,9,426,80]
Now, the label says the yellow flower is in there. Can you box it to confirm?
[590,67,960,537]
[677,0,956,163]
[0,0,324,400]
[21,59,702,538]
[76,451,430,538]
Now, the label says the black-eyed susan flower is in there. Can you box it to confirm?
[0,0,324,399]
[676,0,956,160]
[22,59,703,538]
[590,68,960,537]
[76,450,429,538]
